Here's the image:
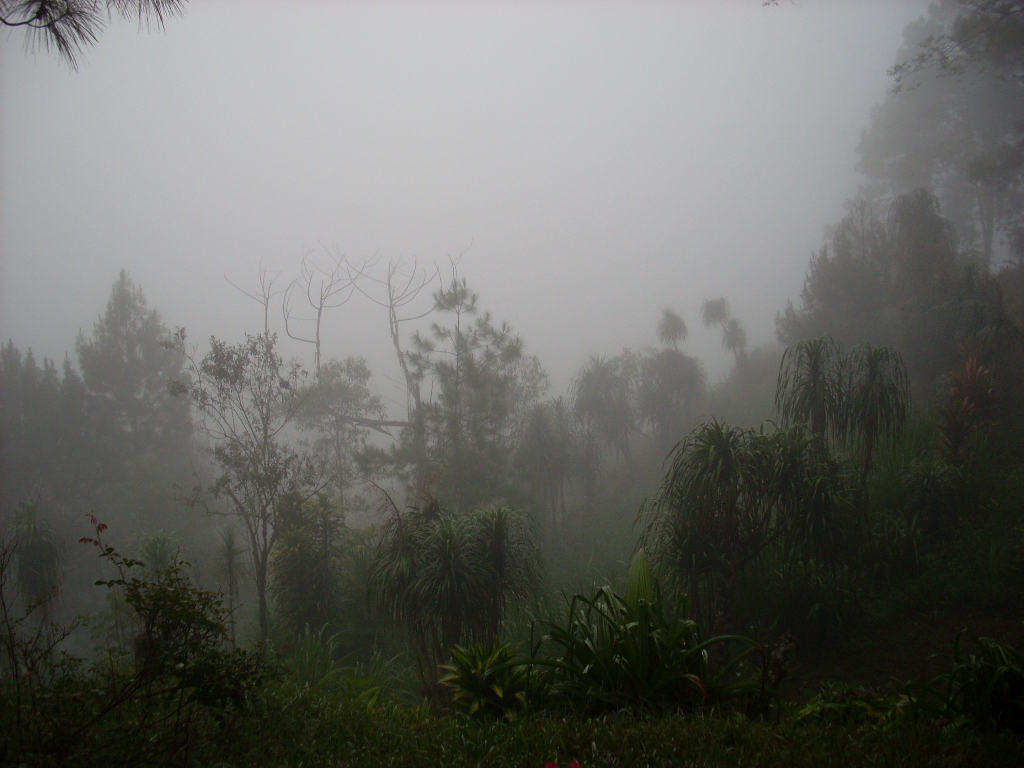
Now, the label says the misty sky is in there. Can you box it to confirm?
[0,1,927,411]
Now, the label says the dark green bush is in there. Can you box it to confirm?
[906,629,1024,734]
[0,519,273,767]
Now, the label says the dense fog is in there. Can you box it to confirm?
[3,2,1024,763]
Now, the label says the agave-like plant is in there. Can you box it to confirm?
[441,640,534,719]
[528,549,764,715]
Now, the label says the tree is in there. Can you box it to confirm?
[271,492,352,639]
[516,398,572,542]
[643,419,854,632]
[282,252,358,373]
[11,501,61,621]
[0,0,186,69]
[295,357,386,512]
[408,274,546,510]
[638,349,705,449]
[700,296,731,330]
[701,296,747,365]
[776,200,893,349]
[656,307,687,350]
[571,353,638,464]
[779,192,965,398]
[346,258,438,481]
[369,497,539,700]
[844,343,910,488]
[775,336,844,444]
[76,269,192,487]
[175,331,321,641]
[862,0,1024,267]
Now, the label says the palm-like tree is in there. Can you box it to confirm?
[722,318,748,363]
[775,336,843,443]
[642,420,768,629]
[638,349,705,448]
[657,308,688,350]
[369,499,539,700]
[701,297,747,365]
[700,297,731,330]
[643,419,854,630]
[571,355,635,462]
[844,343,909,487]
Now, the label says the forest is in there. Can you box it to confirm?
[2,1,1024,766]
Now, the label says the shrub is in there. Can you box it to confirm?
[527,550,768,715]
[0,518,272,767]
[906,629,1024,734]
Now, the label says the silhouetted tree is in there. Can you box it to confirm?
[175,331,322,641]
[0,0,186,69]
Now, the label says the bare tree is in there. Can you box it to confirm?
[345,258,439,478]
[225,266,284,340]
[282,250,358,372]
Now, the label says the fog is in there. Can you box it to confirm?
[1,0,926,400]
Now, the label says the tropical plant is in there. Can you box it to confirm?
[844,343,910,488]
[369,499,540,699]
[571,353,638,463]
[775,336,844,443]
[441,640,534,720]
[516,399,573,542]
[905,629,1024,734]
[408,275,547,510]
[700,297,731,330]
[528,549,765,715]
[638,348,705,449]
[1,519,271,767]
[271,492,353,639]
[295,356,386,510]
[656,307,688,350]
[643,419,856,630]
[136,530,181,578]
[10,501,61,617]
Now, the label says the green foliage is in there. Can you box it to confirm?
[178,330,323,641]
[643,419,857,630]
[441,640,533,720]
[11,500,61,611]
[295,356,385,512]
[0,520,271,767]
[370,501,540,697]
[796,682,907,729]
[271,492,354,639]
[408,275,547,510]
[776,336,843,442]
[906,629,1024,734]
[528,550,766,715]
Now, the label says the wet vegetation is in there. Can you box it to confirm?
[3,1,1024,766]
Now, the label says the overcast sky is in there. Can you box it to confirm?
[0,0,927,411]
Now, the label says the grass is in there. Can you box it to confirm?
[211,680,1023,767]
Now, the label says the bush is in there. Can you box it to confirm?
[906,629,1024,734]
[0,519,273,767]
[527,550,768,715]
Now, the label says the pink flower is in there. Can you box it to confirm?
[570,762,583,768]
